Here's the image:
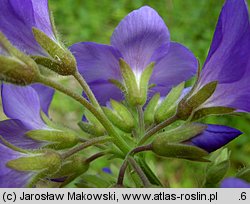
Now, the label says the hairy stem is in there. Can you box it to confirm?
[61,136,111,159]
[136,105,145,138]
[139,115,179,145]
[128,157,151,187]
[36,75,130,154]
[73,71,101,109]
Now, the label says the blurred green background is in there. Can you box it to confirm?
[1,0,250,187]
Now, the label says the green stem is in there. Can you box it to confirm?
[61,136,111,159]
[136,105,145,138]
[36,75,130,154]
[128,157,151,187]
[73,71,100,109]
[138,114,179,145]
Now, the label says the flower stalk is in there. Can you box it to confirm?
[35,75,130,154]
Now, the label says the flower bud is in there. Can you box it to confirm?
[7,150,61,174]
[0,33,39,85]
[152,123,208,161]
[205,148,230,185]
[155,82,184,123]
[102,99,135,133]
[50,155,89,186]
[78,110,106,136]
[177,81,217,120]
[32,28,76,76]
[25,129,79,150]
[155,123,207,143]
[152,142,209,162]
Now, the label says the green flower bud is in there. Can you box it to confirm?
[78,110,105,136]
[154,123,207,143]
[155,82,184,123]
[152,123,209,161]
[7,150,61,174]
[0,33,39,85]
[50,155,89,186]
[177,81,218,120]
[25,129,79,150]
[32,28,76,76]
[144,93,160,126]
[102,99,135,133]
[205,148,230,185]
[152,142,209,162]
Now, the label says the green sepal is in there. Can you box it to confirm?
[50,155,89,187]
[119,59,140,106]
[25,129,79,150]
[139,62,155,105]
[103,99,135,133]
[7,150,61,173]
[155,82,184,123]
[177,81,218,120]
[144,93,160,126]
[192,106,235,121]
[0,32,39,85]
[108,79,126,93]
[32,28,76,75]
[155,123,207,144]
[152,142,209,162]
[205,148,230,185]
[236,167,250,183]
[78,121,105,136]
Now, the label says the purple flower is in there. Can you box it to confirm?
[0,0,56,56]
[193,0,250,111]
[220,178,250,188]
[70,6,197,105]
[0,83,54,149]
[189,124,242,153]
[0,143,34,188]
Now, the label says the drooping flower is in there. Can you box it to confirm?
[189,124,242,153]
[191,0,250,111]
[0,0,56,56]
[220,178,250,188]
[70,6,197,105]
[0,83,54,149]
